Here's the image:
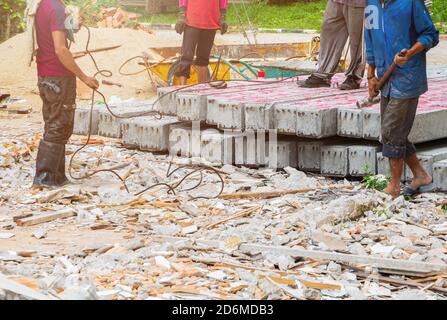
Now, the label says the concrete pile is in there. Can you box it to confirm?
[73,72,447,190]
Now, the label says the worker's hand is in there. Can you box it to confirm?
[82,76,99,90]
[220,10,228,35]
[394,49,409,66]
[368,76,379,98]
[175,7,186,35]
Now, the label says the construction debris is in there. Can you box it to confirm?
[0,132,446,300]
[96,7,141,29]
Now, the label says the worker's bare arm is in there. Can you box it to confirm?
[367,64,379,98]
[394,42,426,66]
[52,31,99,89]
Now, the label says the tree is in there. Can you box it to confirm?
[0,0,26,41]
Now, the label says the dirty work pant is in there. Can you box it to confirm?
[380,96,419,159]
[38,76,77,144]
[313,1,365,82]
[175,26,217,79]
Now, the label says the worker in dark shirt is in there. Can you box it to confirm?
[33,0,99,189]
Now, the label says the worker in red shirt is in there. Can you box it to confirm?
[33,0,98,189]
[175,0,229,84]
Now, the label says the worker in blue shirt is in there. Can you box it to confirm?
[364,0,439,198]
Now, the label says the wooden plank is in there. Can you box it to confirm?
[204,206,261,229]
[0,104,32,114]
[16,208,76,227]
[153,236,447,275]
[219,184,355,200]
[354,270,447,294]
[0,273,55,300]
[241,243,447,275]
[72,45,122,59]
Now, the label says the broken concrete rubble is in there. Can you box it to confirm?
[1,118,447,301]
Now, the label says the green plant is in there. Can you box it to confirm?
[373,207,391,219]
[433,0,447,33]
[141,1,327,31]
[362,173,390,191]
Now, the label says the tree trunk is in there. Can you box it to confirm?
[4,13,11,41]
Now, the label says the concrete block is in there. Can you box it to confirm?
[244,103,274,131]
[419,145,447,163]
[273,104,297,134]
[156,86,178,115]
[362,108,381,140]
[169,123,193,158]
[231,130,295,169]
[297,141,323,172]
[234,130,257,166]
[321,145,349,177]
[73,105,101,136]
[269,140,298,169]
[200,129,239,165]
[433,159,447,192]
[348,145,380,177]
[176,93,207,121]
[404,155,434,182]
[232,130,278,167]
[215,100,245,130]
[139,117,180,152]
[377,152,406,181]
[121,117,147,148]
[296,107,338,138]
[405,145,447,181]
[97,106,150,139]
[337,107,363,138]
[206,97,221,126]
[168,122,201,158]
[233,131,245,166]
[97,109,122,138]
[409,109,447,144]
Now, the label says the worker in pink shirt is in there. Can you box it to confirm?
[175,0,229,84]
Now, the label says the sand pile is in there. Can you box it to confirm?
[0,28,184,99]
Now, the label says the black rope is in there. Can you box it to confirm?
[68,26,300,199]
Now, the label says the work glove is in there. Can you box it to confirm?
[220,9,228,35]
[175,7,186,35]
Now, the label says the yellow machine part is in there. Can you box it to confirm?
[148,62,236,86]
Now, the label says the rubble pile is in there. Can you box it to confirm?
[1,132,446,300]
[96,7,141,29]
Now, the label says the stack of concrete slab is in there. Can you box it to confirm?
[74,100,154,138]
[121,116,181,152]
[73,71,447,190]
[338,79,447,143]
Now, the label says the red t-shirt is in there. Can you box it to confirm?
[36,0,74,77]
[184,0,223,30]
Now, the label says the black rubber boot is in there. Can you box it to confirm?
[297,74,331,88]
[56,145,70,186]
[33,140,66,189]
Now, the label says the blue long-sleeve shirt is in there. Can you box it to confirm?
[364,0,439,99]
